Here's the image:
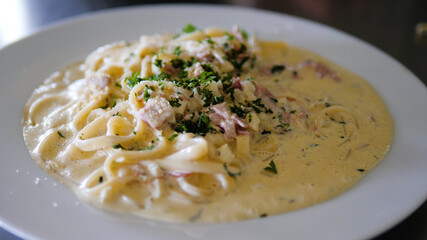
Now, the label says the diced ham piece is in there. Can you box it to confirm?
[139,97,175,129]
[254,83,279,111]
[284,112,291,123]
[232,77,242,90]
[254,84,276,99]
[301,60,341,82]
[232,25,244,42]
[209,103,249,138]
[86,72,111,90]
[196,52,215,62]
[192,62,204,77]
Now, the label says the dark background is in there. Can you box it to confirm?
[0,0,425,239]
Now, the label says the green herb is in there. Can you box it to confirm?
[274,79,279,83]
[225,32,235,40]
[261,130,271,135]
[168,98,182,107]
[271,65,285,74]
[143,86,151,102]
[112,95,116,108]
[174,112,216,136]
[290,110,296,114]
[246,98,273,114]
[57,131,66,138]
[125,71,141,89]
[100,98,109,109]
[264,160,277,174]
[142,145,155,151]
[115,82,122,88]
[174,46,181,56]
[112,144,125,149]
[325,102,331,108]
[132,130,137,135]
[201,88,224,107]
[229,104,250,118]
[260,213,268,218]
[150,51,158,56]
[223,163,241,177]
[206,37,214,45]
[276,123,291,132]
[182,24,196,33]
[240,29,248,40]
[158,81,165,91]
[329,117,346,125]
[168,133,179,142]
[357,169,365,172]
[223,43,249,70]
[154,59,163,68]
[99,176,103,183]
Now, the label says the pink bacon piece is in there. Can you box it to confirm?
[302,60,341,82]
[86,72,111,90]
[209,103,250,138]
[139,97,175,129]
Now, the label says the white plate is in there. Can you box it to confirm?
[0,5,426,240]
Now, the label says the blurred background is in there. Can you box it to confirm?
[0,0,425,239]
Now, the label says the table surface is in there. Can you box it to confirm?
[0,0,425,239]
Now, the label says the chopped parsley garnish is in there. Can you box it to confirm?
[246,98,273,114]
[112,144,125,149]
[174,46,181,56]
[57,131,65,138]
[260,213,268,218]
[168,98,182,107]
[264,160,278,174]
[276,123,291,132]
[112,95,116,108]
[115,82,122,88]
[325,102,331,108]
[168,133,179,142]
[174,113,216,136]
[329,117,346,125]
[201,88,224,107]
[206,37,214,45]
[271,65,285,74]
[240,29,248,40]
[223,43,250,70]
[357,169,365,172]
[223,163,241,177]
[261,130,271,135]
[270,97,278,103]
[100,98,109,109]
[143,87,151,102]
[182,24,196,33]
[229,104,249,118]
[142,145,155,151]
[132,130,137,135]
[125,71,141,89]
[225,32,235,40]
[290,110,296,114]
[154,59,163,68]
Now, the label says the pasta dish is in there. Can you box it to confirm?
[23,25,393,222]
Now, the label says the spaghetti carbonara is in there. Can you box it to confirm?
[23,25,393,222]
